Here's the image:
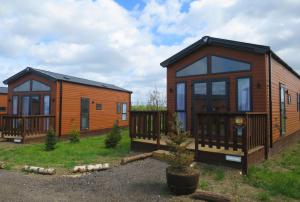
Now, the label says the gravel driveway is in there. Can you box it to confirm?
[0,159,195,202]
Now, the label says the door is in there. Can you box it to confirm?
[192,79,229,136]
[280,84,286,136]
[80,98,90,130]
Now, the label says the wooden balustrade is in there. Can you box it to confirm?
[196,112,268,152]
[1,115,55,142]
[129,111,168,145]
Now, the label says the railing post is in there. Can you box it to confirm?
[22,117,26,144]
[242,114,249,175]
[195,114,199,161]
[156,111,161,149]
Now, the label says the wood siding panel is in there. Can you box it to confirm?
[270,58,300,143]
[60,82,130,135]
[0,94,8,115]
[167,46,268,132]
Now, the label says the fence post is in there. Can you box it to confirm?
[22,117,26,144]
[194,114,199,161]
[156,111,161,149]
[242,114,249,175]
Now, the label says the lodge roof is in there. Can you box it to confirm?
[160,36,300,79]
[3,67,132,93]
[0,87,8,94]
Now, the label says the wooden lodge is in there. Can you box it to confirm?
[130,36,300,173]
[0,67,131,142]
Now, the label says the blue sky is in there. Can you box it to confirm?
[0,0,300,104]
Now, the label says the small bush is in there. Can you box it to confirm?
[45,128,57,151]
[105,121,121,148]
[69,128,80,143]
[257,192,271,202]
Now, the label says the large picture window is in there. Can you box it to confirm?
[237,77,251,111]
[211,56,250,74]
[176,57,207,77]
[13,80,50,92]
[176,83,186,129]
[12,96,18,115]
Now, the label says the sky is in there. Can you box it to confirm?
[0,0,300,104]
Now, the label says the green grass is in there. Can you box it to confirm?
[246,142,300,199]
[256,192,271,202]
[0,129,131,170]
[202,165,225,181]
[199,180,209,190]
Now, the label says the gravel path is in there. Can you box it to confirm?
[0,159,195,202]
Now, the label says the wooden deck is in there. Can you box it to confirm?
[129,110,268,174]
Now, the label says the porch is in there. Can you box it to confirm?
[129,111,268,174]
[0,115,55,143]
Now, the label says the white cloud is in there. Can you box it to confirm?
[0,0,299,105]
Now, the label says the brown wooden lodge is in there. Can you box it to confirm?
[130,36,300,173]
[0,67,131,142]
[0,36,300,173]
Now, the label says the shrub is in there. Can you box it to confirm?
[45,128,57,151]
[166,113,194,173]
[69,128,80,143]
[105,121,121,148]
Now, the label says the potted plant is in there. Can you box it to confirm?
[166,114,199,195]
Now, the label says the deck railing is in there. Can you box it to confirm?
[129,111,168,146]
[1,115,56,142]
[196,112,268,152]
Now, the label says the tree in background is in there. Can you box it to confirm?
[132,86,166,111]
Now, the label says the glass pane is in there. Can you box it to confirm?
[122,103,127,113]
[117,103,121,113]
[12,96,18,115]
[212,81,226,95]
[44,96,50,115]
[32,80,50,91]
[122,114,127,121]
[81,117,88,129]
[22,96,30,116]
[176,57,207,77]
[177,112,186,130]
[238,78,250,111]
[14,81,30,92]
[31,96,40,115]
[194,82,207,95]
[176,83,185,110]
[211,56,250,73]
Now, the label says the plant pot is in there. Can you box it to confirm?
[166,166,199,195]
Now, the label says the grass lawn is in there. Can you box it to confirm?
[196,141,300,202]
[0,129,131,173]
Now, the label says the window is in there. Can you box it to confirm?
[31,96,40,115]
[176,83,186,129]
[0,107,6,112]
[211,56,250,73]
[96,103,102,110]
[22,96,30,115]
[122,103,127,120]
[117,103,122,114]
[237,77,251,111]
[176,57,207,77]
[12,96,18,115]
[44,96,50,115]
[280,84,286,136]
[13,80,50,92]
[212,81,226,95]
[80,98,90,130]
[14,81,30,92]
[32,80,50,91]
[194,82,207,95]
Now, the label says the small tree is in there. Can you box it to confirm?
[69,121,80,143]
[147,86,166,110]
[69,128,80,143]
[105,121,122,148]
[166,114,194,172]
[45,128,57,151]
